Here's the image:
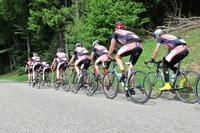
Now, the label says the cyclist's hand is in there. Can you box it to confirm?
[149,58,155,63]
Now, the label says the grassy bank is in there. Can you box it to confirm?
[1,28,200,81]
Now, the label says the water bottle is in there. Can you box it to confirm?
[171,74,176,82]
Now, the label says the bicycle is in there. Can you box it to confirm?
[41,68,52,87]
[102,59,152,104]
[32,65,42,89]
[145,60,199,103]
[90,60,111,95]
[194,74,200,104]
[53,62,69,91]
[144,60,164,99]
[69,62,96,96]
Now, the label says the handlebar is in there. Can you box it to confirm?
[144,60,162,69]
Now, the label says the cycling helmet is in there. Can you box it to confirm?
[76,42,83,47]
[33,53,38,57]
[92,40,100,47]
[115,21,126,29]
[153,29,164,38]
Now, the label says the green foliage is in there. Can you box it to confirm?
[66,0,149,54]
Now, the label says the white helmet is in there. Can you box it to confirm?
[33,53,38,57]
[153,29,163,38]
[92,40,100,47]
[76,42,83,47]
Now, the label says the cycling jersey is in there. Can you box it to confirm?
[112,29,142,45]
[92,45,108,55]
[157,34,186,49]
[55,52,68,63]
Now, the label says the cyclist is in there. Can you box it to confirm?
[150,28,189,91]
[50,48,68,83]
[90,40,110,80]
[41,59,51,85]
[25,58,32,83]
[30,52,41,83]
[106,21,143,96]
[68,42,91,80]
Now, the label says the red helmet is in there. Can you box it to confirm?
[115,21,125,29]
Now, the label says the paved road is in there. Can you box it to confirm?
[0,81,200,133]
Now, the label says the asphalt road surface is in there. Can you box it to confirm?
[0,81,200,133]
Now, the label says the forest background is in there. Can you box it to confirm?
[0,0,200,75]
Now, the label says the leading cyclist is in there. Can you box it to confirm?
[150,28,189,91]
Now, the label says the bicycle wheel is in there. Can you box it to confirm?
[102,71,119,99]
[61,71,70,92]
[84,72,97,96]
[175,70,199,103]
[36,73,41,89]
[195,75,200,104]
[53,73,60,90]
[148,71,164,99]
[127,70,152,104]
[70,72,79,94]
[45,73,51,87]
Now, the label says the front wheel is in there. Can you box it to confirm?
[148,71,164,99]
[195,75,200,104]
[102,71,119,99]
[84,72,97,96]
[127,70,152,104]
[175,70,199,103]
[61,72,70,92]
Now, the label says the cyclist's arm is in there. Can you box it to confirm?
[90,52,95,61]
[152,43,160,60]
[51,58,56,68]
[68,55,75,65]
[107,39,116,58]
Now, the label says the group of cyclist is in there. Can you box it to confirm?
[25,21,189,97]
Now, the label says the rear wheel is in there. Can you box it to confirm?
[148,71,164,99]
[175,70,199,103]
[36,73,41,89]
[102,71,119,99]
[53,73,60,90]
[45,73,51,87]
[128,70,152,104]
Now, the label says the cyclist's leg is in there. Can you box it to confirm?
[168,46,189,87]
[127,45,143,96]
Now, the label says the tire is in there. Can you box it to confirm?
[70,72,79,94]
[53,73,60,90]
[148,71,164,99]
[84,72,97,96]
[45,74,51,87]
[127,70,152,104]
[175,70,199,103]
[61,72,70,92]
[102,71,119,99]
[36,73,41,89]
[195,75,200,104]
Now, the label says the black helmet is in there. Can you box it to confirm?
[57,48,63,52]
[76,42,83,47]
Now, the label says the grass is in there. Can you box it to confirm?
[1,28,200,81]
